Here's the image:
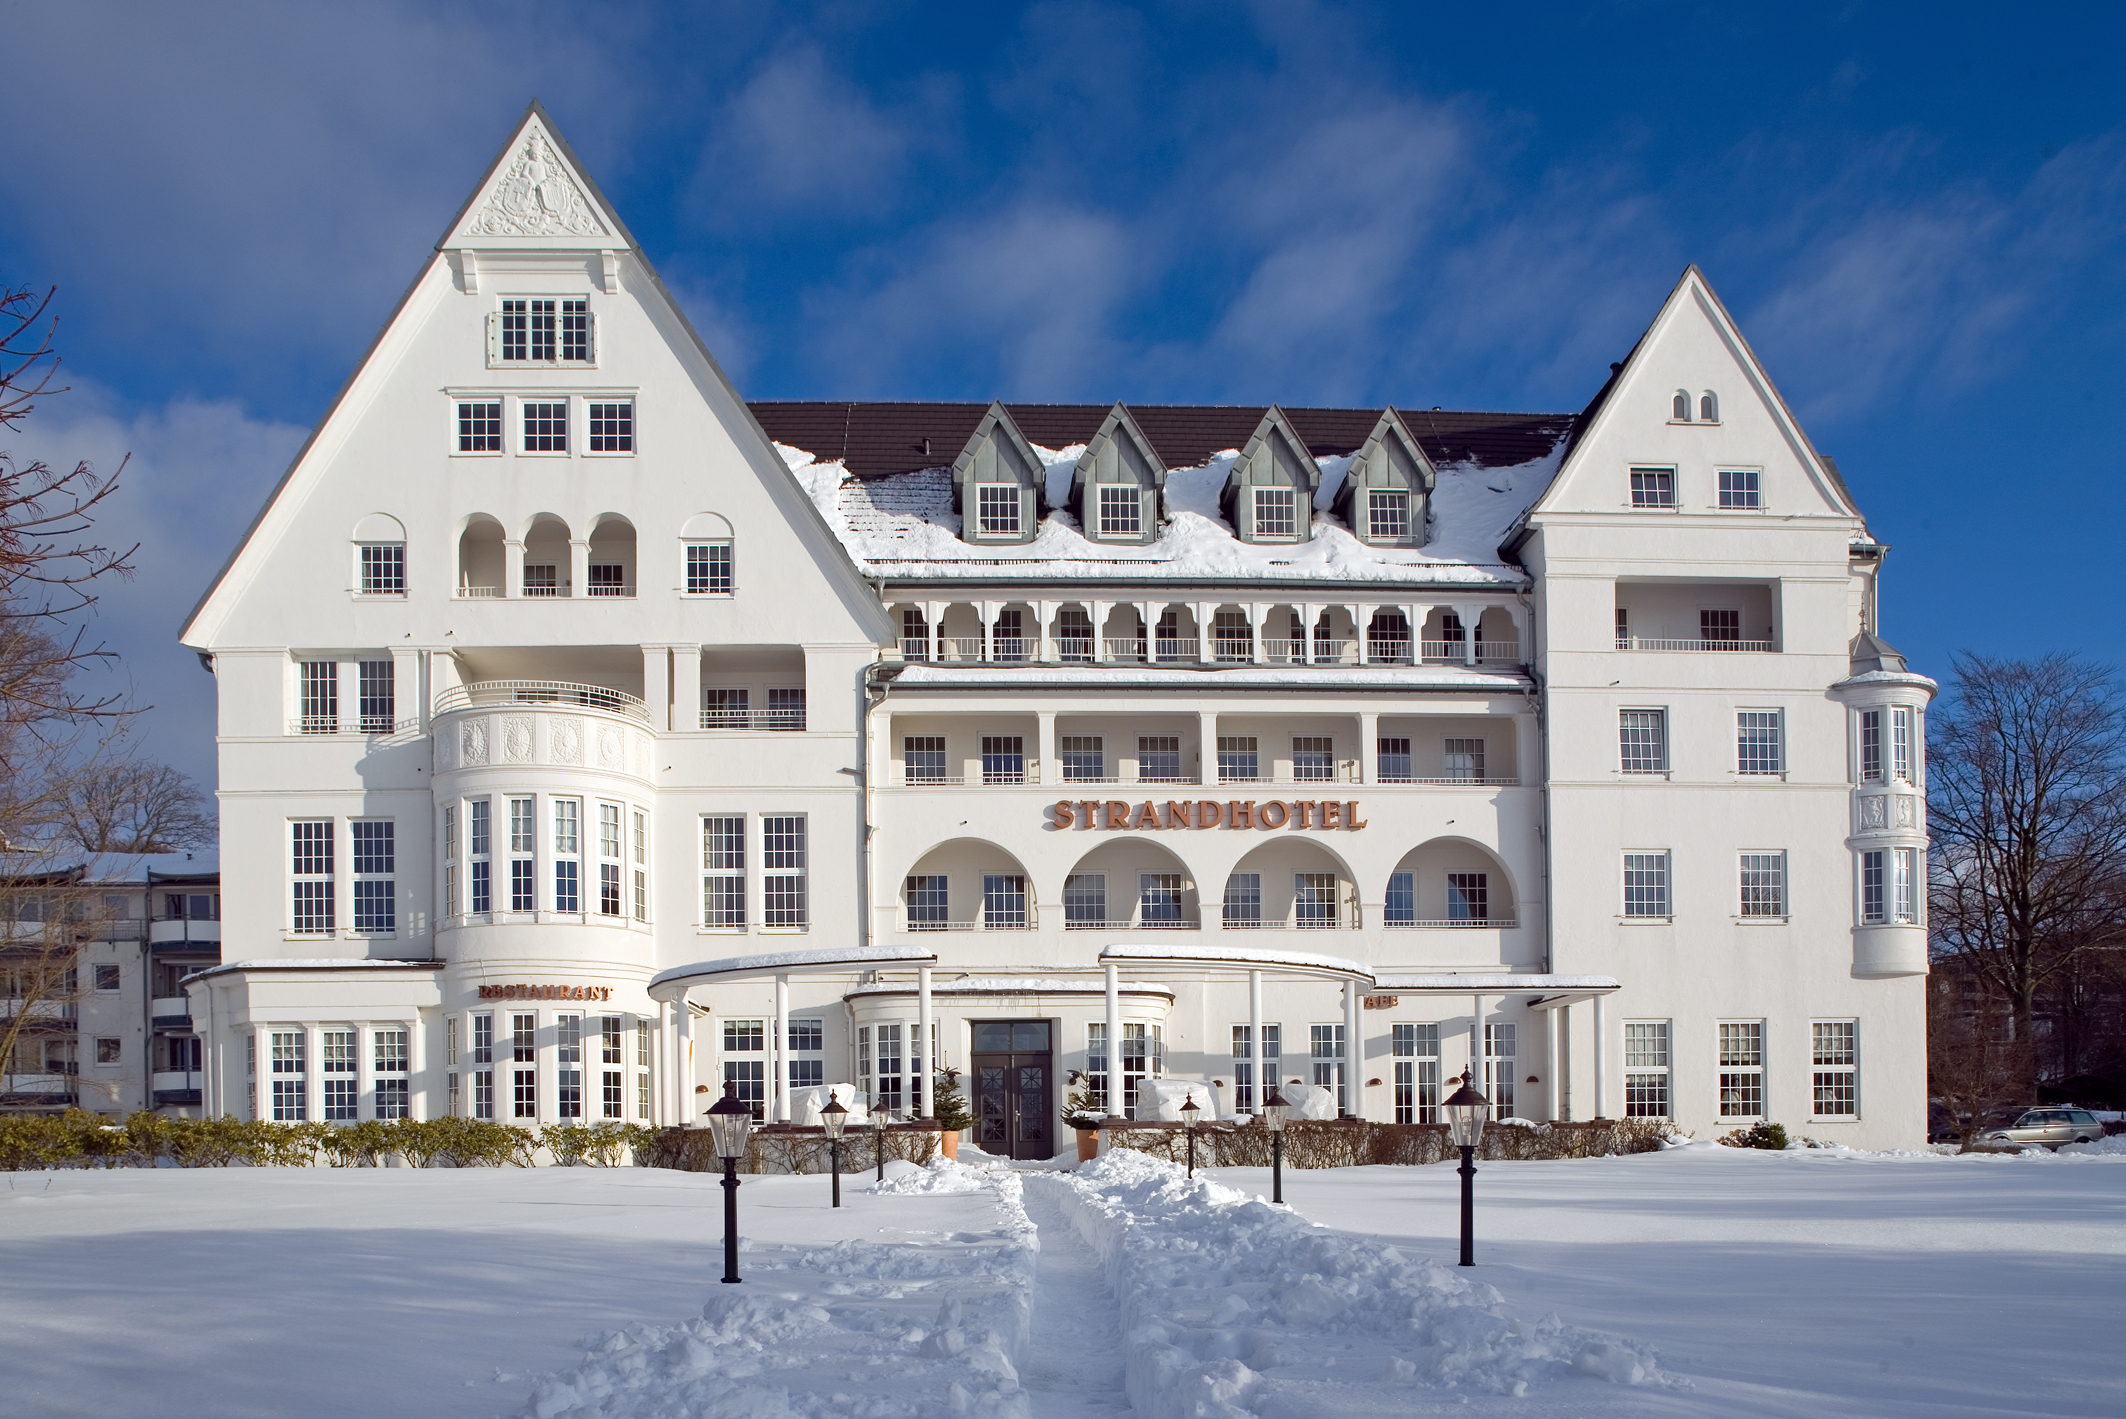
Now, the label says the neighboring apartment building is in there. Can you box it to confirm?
[1,854,220,1117]
[179,105,1933,1152]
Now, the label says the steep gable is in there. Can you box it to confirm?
[1335,408,1436,547]
[1067,403,1166,545]
[1220,406,1319,542]
[948,401,1048,545]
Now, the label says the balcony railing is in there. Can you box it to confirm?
[1616,636,1774,652]
[900,917,1039,932]
[901,634,1523,668]
[433,680,651,724]
[586,582,636,598]
[1383,917,1518,929]
[1375,774,1520,786]
[1216,768,1360,785]
[896,764,1038,786]
[1218,916,1355,930]
[456,585,502,598]
[699,709,808,731]
[1063,916,1199,930]
[290,716,421,736]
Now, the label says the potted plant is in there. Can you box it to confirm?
[1064,1071,1106,1162]
[930,1066,973,1160]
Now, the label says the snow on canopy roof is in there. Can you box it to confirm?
[649,945,940,997]
[779,428,1567,588]
[1098,943,1374,979]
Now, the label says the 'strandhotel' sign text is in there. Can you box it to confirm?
[1052,799,1367,830]
[478,984,614,1001]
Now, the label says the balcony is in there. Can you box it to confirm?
[1062,915,1199,931]
[899,916,1040,932]
[699,708,808,732]
[900,634,1523,668]
[289,715,421,736]
[1383,917,1518,930]
[1616,635,1775,653]
[151,996,192,1028]
[433,680,651,725]
[897,764,1039,787]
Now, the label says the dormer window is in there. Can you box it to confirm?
[1254,487,1298,540]
[1098,485,1141,538]
[490,297,594,367]
[1699,391,1719,422]
[1672,390,1692,422]
[1367,490,1410,542]
[976,484,1021,537]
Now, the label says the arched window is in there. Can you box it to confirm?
[1699,391,1719,423]
[681,513,734,596]
[352,514,406,596]
[1672,390,1692,422]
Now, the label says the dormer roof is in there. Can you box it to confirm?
[1067,403,1168,508]
[950,401,1049,507]
[1346,408,1436,493]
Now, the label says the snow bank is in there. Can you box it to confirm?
[1038,1149,1676,1416]
[868,1156,995,1195]
[516,1169,1037,1418]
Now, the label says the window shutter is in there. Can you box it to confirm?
[486,312,502,366]
[584,311,597,364]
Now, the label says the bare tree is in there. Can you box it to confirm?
[1926,966,2032,1149]
[1928,653,2126,1094]
[59,762,213,854]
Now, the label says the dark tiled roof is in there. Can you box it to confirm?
[749,401,1575,478]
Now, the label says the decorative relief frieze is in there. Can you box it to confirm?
[1857,795,1887,831]
[461,719,488,767]
[1895,795,1917,828]
[502,715,534,763]
[461,130,608,239]
[597,725,623,768]
[552,717,583,765]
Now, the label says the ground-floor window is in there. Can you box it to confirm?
[1625,1020,1670,1117]
[603,1070,623,1117]
[636,1071,651,1120]
[1231,1024,1281,1110]
[1311,1024,1345,1112]
[789,1017,825,1092]
[1719,1021,1765,1117]
[322,1029,358,1121]
[374,1028,409,1120]
[513,1068,537,1119]
[724,1017,766,1120]
[1086,1022,1163,1117]
[271,1029,305,1121]
[1484,1022,1516,1119]
[557,1014,583,1120]
[1812,1021,1858,1117]
[1393,1023,1439,1123]
[474,1069,494,1120]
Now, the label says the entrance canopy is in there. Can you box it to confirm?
[647,945,938,1002]
[1373,972,1619,1008]
[1097,943,1372,984]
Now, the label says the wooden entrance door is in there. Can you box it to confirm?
[970,1020,1053,1161]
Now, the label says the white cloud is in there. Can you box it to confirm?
[695,45,923,215]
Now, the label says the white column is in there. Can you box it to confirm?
[1089,600,1113,660]
[1197,710,1217,787]
[675,999,695,1126]
[503,540,524,599]
[917,967,934,1118]
[1543,1007,1559,1123]
[307,1024,326,1124]
[1470,994,1484,1092]
[1244,603,1269,663]
[1343,980,1362,1118]
[409,1013,428,1121]
[1036,710,1057,787]
[978,600,998,663]
[1453,602,1485,664]
[1191,601,1215,662]
[673,645,701,733]
[254,1023,273,1121]
[1035,600,1056,663]
[773,974,790,1123]
[569,538,591,600]
[1104,962,1123,1118]
[1592,994,1608,1120]
[1358,711,1379,784]
[1248,969,1264,1116]
[1558,1004,1573,1122]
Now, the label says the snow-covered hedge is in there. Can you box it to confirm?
[1042,1149,1676,1414]
[638,1123,942,1174]
[1100,1116,1679,1169]
[0,1109,650,1169]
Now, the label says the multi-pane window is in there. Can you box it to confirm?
[472,1013,495,1120]
[598,804,623,917]
[1619,710,1666,774]
[322,1030,359,1121]
[1719,1022,1764,1117]
[351,821,395,934]
[357,660,395,733]
[1063,873,1106,927]
[1891,707,1913,782]
[509,797,536,912]
[468,799,492,915]
[976,484,1020,536]
[1138,873,1183,925]
[1615,606,1630,648]
[1701,608,1741,645]
[903,736,948,784]
[1630,467,1676,508]
[982,873,1028,929]
[588,401,634,452]
[1222,873,1262,927]
[1739,852,1786,918]
[1368,489,1410,541]
[512,1013,537,1119]
[1060,735,1104,781]
[444,807,459,916]
[374,1029,409,1120]
[292,820,334,933]
[1624,1022,1670,1117]
[1292,736,1334,782]
[457,400,502,452]
[1860,850,1886,924]
[685,543,733,595]
[1311,1023,1345,1113]
[1385,871,1415,925]
[872,1021,906,1117]
[522,400,568,453]
[271,1030,306,1121]
[1122,1022,1165,1119]
[1623,852,1670,918]
[1392,1023,1440,1124]
[1055,607,1094,661]
[560,299,589,361]
[1254,486,1297,539]
[1211,611,1252,662]
[552,799,581,913]
[1366,610,1411,663]
[1447,872,1489,921]
[359,545,405,596]
[1137,736,1183,783]
[632,810,648,923]
[1217,736,1259,782]
[300,660,338,734]
[1718,469,1761,509]
[497,298,589,363]
[980,735,1025,784]
[1894,848,1919,924]
[1231,1024,1282,1110]
[992,608,1026,662]
[1859,709,1883,782]
[722,1017,766,1121]
[702,816,745,927]
[1294,872,1338,929]
[702,687,749,727]
[788,1017,825,1092]
[1377,737,1412,782]
[906,874,950,929]
[1443,738,1485,782]
[1812,1022,1858,1116]
[1737,711,1783,775]
[1098,484,1141,537]
[1484,1022,1516,1119]
[556,1015,583,1120]
[767,687,806,730]
[763,816,807,927]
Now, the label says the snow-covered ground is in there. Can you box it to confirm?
[0,1144,2118,1417]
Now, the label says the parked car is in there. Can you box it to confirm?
[1978,1108,2106,1149]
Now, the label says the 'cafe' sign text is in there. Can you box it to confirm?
[1051,799,1367,831]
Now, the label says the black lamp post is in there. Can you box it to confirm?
[705,1083,754,1284]
[874,1105,892,1181]
[1441,1070,1490,1267]
[1261,1084,1288,1205]
[820,1095,849,1208]
[1180,1094,1201,1177]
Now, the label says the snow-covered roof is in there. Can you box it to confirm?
[649,945,941,998]
[1098,943,1373,979]
[845,977,1173,997]
[1371,972,1620,993]
[781,436,1565,589]
[191,957,443,979]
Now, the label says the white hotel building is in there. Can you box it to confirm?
[182,106,1934,1155]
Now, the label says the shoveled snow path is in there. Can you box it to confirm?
[1018,1180,1131,1416]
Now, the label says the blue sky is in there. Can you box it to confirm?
[4,1,2122,787]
